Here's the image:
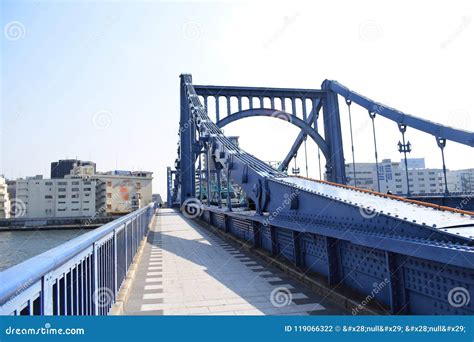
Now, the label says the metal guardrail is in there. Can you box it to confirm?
[0,203,156,315]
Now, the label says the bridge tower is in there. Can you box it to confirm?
[321,80,346,184]
[179,74,197,204]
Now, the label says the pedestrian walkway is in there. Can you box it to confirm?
[123,208,347,315]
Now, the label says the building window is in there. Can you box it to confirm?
[45,195,53,199]
[58,208,66,211]
[58,182,67,185]
[45,182,53,185]
[107,204,112,209]
[107,193,112,198]
[58,188,66,192]
[107,181,112,187]
[84,187,91,191]
[72,194,79,198]
[72,188,80,192]
[58,195,66,198]
[72,181,80,185]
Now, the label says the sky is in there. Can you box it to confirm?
[1,0,473,198]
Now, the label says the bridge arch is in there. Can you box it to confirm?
[215,108,330,160]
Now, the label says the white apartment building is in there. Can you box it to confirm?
[446,169,474,193]
[0,176,11,219]
[345,159,444,195]
[15,176,104,218]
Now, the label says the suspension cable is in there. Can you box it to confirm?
[346,99,357,186]
[198,150,203,201]
[314,115,322,180]
[369,111,381,192]
[397,123,411,196]
[303,135,309,177]
[206,144,211,206]
[292,154,300,175]
[436,137,449,195]
[226,167,232,211]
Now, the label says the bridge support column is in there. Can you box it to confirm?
[385,252,408,314]
[325,236,340,286]
[321,82,346,184]
[251,221,260,248]
[269,226,278,256]
[293,231,303,268]
[179,74,196,204]
[166,167,173,207]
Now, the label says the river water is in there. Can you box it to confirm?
[0,228,91,271]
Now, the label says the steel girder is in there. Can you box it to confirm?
[199,205,474,315]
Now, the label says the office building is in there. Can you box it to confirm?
[51,159,96,179]
[345,158,444,195]
[15,176,105,218]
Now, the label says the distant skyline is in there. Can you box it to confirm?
[2,0,473,198]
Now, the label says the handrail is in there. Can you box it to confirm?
[0,202,156,314]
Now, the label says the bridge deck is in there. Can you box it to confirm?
[123,209,347,315]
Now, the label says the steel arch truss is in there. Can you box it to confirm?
[171,74,474,315]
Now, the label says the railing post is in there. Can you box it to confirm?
[124,221,128,269]
[92,242,99,316]
[41,272,54,315]
[113,229,118,299]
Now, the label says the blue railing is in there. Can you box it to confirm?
[0,203,156,315]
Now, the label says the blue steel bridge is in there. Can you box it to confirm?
[1,75,474,316]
